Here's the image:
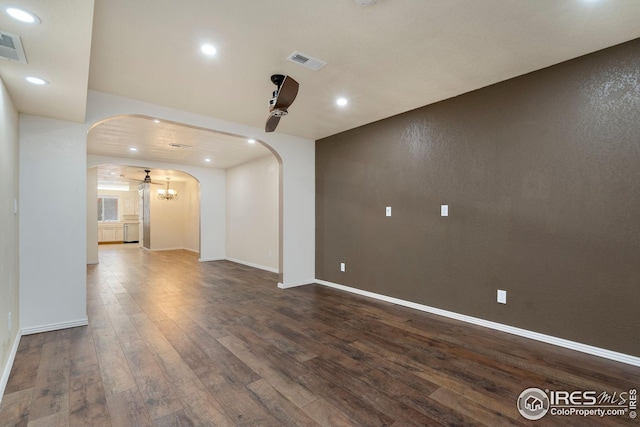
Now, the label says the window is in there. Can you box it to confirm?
[98,196,119,222]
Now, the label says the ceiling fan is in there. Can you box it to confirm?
[126,169,163,185]
[265,74,299,133]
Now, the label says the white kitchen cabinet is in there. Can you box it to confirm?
[98,223,124,242]
[123,199,138,216]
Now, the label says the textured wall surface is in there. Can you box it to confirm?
[316,38,640,356]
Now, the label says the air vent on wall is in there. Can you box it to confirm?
[286,51,326,71]
[0,31,27,63]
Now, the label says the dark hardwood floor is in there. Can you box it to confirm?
[1,246,638,426]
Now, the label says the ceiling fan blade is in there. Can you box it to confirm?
[265,114,281,132]
[129,178,164,185]
[272,76,299,110]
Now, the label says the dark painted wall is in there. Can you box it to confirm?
[316,38,640,356]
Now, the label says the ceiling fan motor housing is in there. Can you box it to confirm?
[265,73,299,132]
[270,74,286,86]
[271,109,288,117]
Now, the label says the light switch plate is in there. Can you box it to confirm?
[441,205,448,217]
[497,289,507,304]
[340,262,346,272]
[386,206,392,217]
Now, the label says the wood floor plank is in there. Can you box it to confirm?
[217,335,318,409]
[300,398,357,427]
[350,336,524,422]
[68,326,100,378]
[119,339,183,421]
[28,339,71,421]
[127,313,176,356]
[303,356,445,426]
[430,386,527,427]
[68,369,110,427]
[152,349,235,426]
[0,388,33,427]
[26,411,69,427]
[3,247,639,427]
[224,327,396,426]
[152,409,196,427]
[91,325,136,397]
[246,379,320,427]
[4,336,43,395]
[210,389,281,427]
[106,388,153,427]
[168,319,261,387]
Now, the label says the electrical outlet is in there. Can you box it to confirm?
[340,262,346,272]
[386,206,392,217]
[497,290,507,304]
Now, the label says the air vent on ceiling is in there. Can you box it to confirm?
[286,51,326,71]
[168,143,192,149]
[0,31,27,63]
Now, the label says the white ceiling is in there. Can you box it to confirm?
[0,0,93,122]
[88,115,272,169]
[2,0,640,157]
[96,164,195,186]
[90,115,273,179]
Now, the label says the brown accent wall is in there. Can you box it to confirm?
[316,38,640,356]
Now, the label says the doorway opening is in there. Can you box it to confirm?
[88,165,201,262]
[86,114,282,280]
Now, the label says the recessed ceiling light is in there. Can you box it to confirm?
[153,119,160,123]
[248,139,256,144]
[336,97,348,106]
[129,147,137,152]
[201,43,217,56]
[25,76,48,85]
[5,6,40,24]
[204,158,211,162]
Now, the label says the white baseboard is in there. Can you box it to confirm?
[314,279,640,368]
[20,318,89,336]
[226,257,279,274]
[0,331,22,404]
[199,257,225,262]
[278,279,314,289]
[150,247,188,252]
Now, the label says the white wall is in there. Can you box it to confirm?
[0,77,20,400]
[87,167,98,264]
[86,91,315,286]
[19,114,88,333]
[183,179,200,252]
[150,181,185,250]
[226,155,279,272]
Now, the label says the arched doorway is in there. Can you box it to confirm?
[86,114,282,279]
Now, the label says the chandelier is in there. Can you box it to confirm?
[158,178,178,200]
